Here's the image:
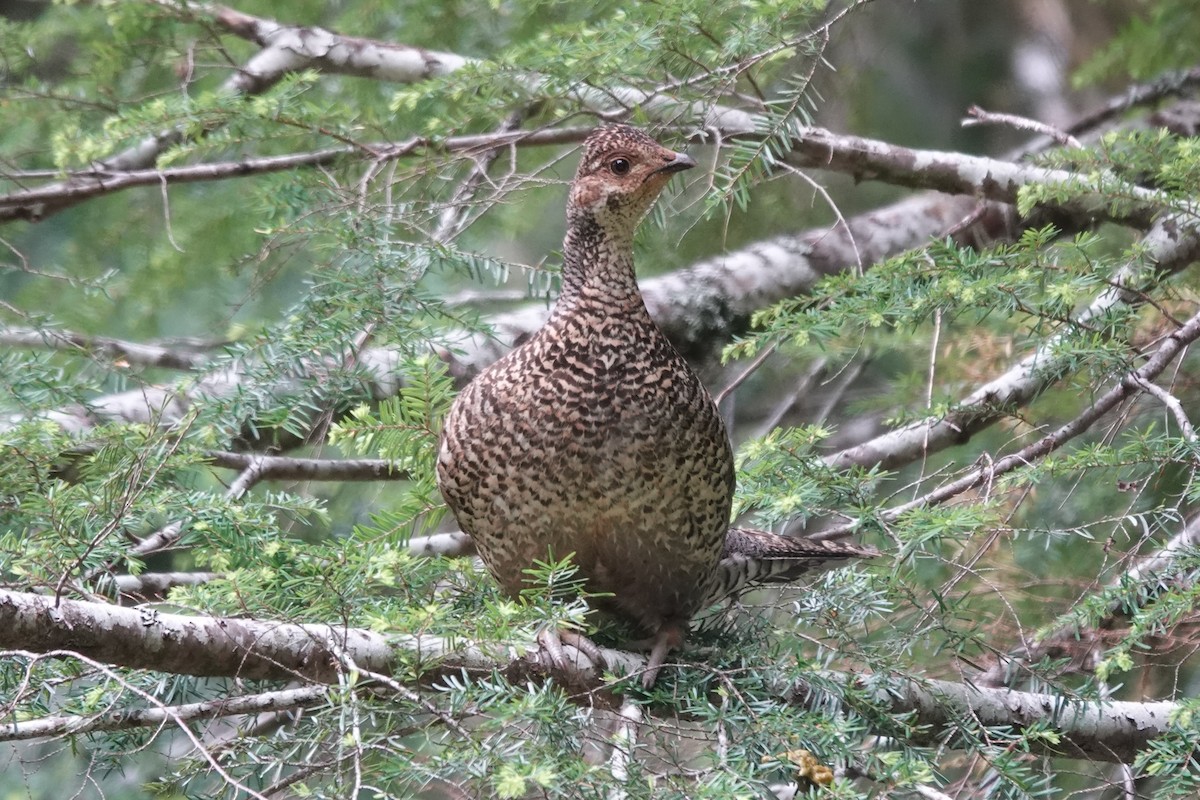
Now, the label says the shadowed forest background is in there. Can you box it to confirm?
[3,0,1200,798]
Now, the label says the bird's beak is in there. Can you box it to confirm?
[652,150,697,176]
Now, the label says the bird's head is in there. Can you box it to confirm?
[567,124,695,235]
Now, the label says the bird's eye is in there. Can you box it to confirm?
[609,158,631,176]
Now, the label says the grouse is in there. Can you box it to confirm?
[437,124,874,687]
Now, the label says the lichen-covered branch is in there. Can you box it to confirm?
[0,589,395,683]
[0,677,327,742]
[804,671,1179,763]
[0,589,1177,762]
[0,326,209,370]
[2,189,980,437]
[825,213,1200,475]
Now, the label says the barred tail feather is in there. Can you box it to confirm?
[704,527,878,607]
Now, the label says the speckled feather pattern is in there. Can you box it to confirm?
[438,126,731,636]
[437,125,873,646]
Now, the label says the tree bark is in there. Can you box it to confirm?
[0,588,1177,762]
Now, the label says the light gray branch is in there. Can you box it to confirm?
[2,117,1177,231]
[1123,512,1200,588]
[1,188,980,437]
[804,671,1178,763]
[5,0,1183,230]
[0,589,396,683]
[0,326,209,370]
[0,589,1177,761]
[204,452,409,489]
[105,571,219,602]
[204,3,758,133]
[405,532,476,558]
[0,127,593,219]
[824,212,1200,475]
[818,285,1200,541]
[208,4,470,87]
[779,126,1168,230]
[0,679,326,741]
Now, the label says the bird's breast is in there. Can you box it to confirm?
[437,311,734,623]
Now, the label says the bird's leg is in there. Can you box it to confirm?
[635,625,685,689]
[536,627,607,680]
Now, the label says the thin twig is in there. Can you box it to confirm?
[963,105,1083,148]
[820,305,1200,539]
[714,341,778,408]
[1132,375,1197,442]
[0,679,327,742]
[205,451,409,483]
[2,650,273,799]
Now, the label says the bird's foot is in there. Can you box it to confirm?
[535,627,607,682]
[628,626,685,689]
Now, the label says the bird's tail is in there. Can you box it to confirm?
[703,526,878,606]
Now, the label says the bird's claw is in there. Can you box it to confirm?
[535,628,607,682]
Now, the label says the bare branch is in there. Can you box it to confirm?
[1132,376,1197,442]
[204,452,409,489]
[0,679,327,742]
[1065,66,1200,139]
[820,294,1200,538]
[779,126,1167,230]
[102,454,408,569]
[963,105,1083,149]
[199,3,759,130]
[0,589,396,683]
[432,110,530,243]
[0,589,1178,762]
[824,213,1200,476]
[0,326,209,370]
[801,671,1178,763]
[1124,512,1200,588]
[979,511,1200,687]
[105,571,219,602]
[2,119,1176,229]
[206,4,469,87]
[0,128,592,223]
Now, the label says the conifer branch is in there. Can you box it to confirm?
[0,326,210,370]
[824,213,1200,476]
[1,122,1178,228]
[0,190,980,437]
[818,275,1200,538]
[0,677,327,742]
[0,589,1178,762]
[5,0,1189,228]
[978,511,1200,688]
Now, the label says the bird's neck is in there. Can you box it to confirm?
[557,216,644,314]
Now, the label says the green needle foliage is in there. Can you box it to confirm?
[2,1,1200,798]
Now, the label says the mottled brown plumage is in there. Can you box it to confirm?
[437,125,874,686]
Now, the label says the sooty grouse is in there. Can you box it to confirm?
[437,124,874,687]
